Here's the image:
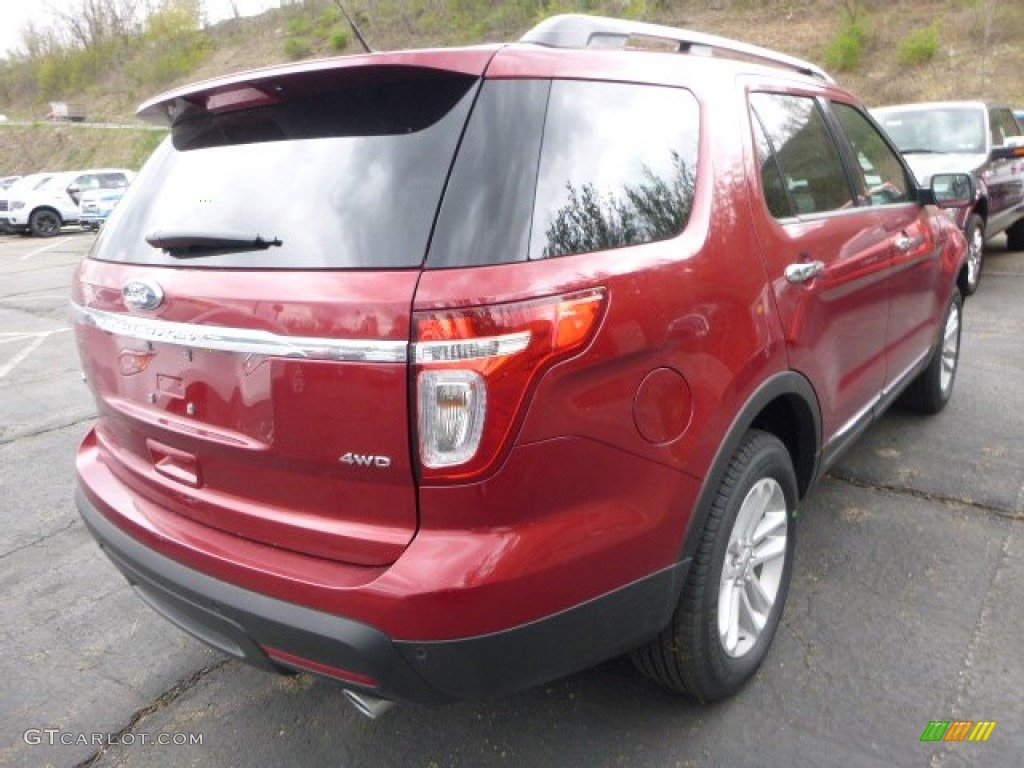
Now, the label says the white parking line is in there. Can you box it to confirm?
[0,330,69,339]
[20,237,70,261]
[0,294,71,304]
[0,328,71,378]
[0,336,48,379]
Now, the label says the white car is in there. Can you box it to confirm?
[2,168,134,237]
[0,173,54,233]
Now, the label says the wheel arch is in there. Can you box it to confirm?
[972,196,989,224]
[958,210,985,297]
[30,205,64,223]
[30,204,62,219]
[678,372,821,565]
[971,172,989,223]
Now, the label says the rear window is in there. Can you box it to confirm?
[428,79,700,268]
[91,69,479,269]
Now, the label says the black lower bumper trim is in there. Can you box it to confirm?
[394,560,689,699]
[77,485,689,703]
[77,486,443,703]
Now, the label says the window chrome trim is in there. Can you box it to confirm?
[72,304,408,363]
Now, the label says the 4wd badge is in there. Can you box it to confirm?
[340,452,392,469]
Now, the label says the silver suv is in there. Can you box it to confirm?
[873,101,1024,294]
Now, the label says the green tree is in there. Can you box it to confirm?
[898,23,939,66]
[823,0,869,73]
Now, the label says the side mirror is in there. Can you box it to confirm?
[930,173,975,208]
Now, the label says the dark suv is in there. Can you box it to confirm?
[73,15,970,715]
[873,101,1024,294]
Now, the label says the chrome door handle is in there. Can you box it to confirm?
[785,260,825,284]
[894,233,913,252]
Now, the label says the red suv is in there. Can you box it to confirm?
[73,15,971,715]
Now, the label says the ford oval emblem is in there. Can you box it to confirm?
[122,278,164,311]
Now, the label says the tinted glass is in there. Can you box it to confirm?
[92,71,478,269]
[751,108,794,218]
[39,175,73,192]
[8,174,51,193]
[427,80,550,268]
[832,102,912,205]
[98,173,128,188]
[73,175,102,191]
[751,93,854,215]
[990,107,1022,146]
[876,107,985,154]
[530,81,699,259]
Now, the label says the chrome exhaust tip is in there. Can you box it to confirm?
[343,689,396,719]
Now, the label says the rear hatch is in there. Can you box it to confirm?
[73,54,492,566]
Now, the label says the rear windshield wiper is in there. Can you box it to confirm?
[146,230,282,257]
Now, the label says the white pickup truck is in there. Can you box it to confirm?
[873,101,1024,294]
[1,168,133,237]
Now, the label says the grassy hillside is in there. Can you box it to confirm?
[0,124,165,176]
[1,0,1021,175]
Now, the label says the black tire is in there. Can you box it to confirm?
[632,430,797,702]
[29,208,62,238]
[1008,219,1024,252]
[961,214,984,296]
[898,289,962,414]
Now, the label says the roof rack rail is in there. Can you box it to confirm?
[520,14,834,84]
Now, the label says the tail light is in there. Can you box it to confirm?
[413,288,606,482]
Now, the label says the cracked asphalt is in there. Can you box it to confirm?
[1,230,1021,768]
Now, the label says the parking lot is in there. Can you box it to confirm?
[1,229,1021,767]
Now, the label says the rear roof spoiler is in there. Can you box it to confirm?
[520,14,834,84]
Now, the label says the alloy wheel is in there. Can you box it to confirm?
[718,477,788,658]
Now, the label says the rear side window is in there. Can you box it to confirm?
[990,107,1022,146]
[92,70,478,269]
[751,93,854,216]
[530,81,699,259]
[98,173,128,188]
[428,80,699,267]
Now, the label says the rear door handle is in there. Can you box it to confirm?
[785,260,825,284]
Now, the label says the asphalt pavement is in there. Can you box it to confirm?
[1,229,1021,768]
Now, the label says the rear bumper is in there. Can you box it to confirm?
[77,485,688,703]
